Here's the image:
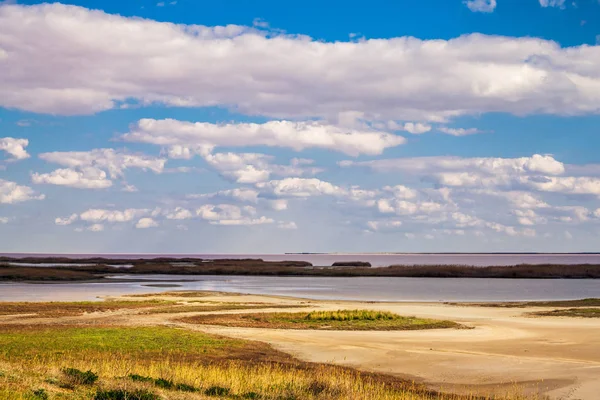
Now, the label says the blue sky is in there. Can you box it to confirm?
[1,0,600,253]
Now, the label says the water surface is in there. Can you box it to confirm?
[1,275,599,302]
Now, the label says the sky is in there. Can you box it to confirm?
[1,0,600,254]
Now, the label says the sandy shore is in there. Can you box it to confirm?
[2,291,599,399]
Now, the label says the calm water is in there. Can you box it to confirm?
[4,253,600,267]
[1,275,599,302]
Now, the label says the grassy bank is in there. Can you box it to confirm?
[529,308,600,318]
[179,309,462,331]
[455,298,600,308]
[0,325,507,400]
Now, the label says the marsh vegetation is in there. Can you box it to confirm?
[179,309,462,331]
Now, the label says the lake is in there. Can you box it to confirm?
[1,275,599,302]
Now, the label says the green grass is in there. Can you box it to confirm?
[180,309,462,331]
[530,308,600,317]
[0,326,243,363]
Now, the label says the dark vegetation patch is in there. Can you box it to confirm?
[530,308,600,317]
[62,368,98,385]
[454,298,600,308]
[94,389,159,400]
[3,256,600,280]
[179,309,462,331]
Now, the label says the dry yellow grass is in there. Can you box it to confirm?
[0,325,533,400]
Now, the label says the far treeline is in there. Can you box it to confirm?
[1,257,600,281]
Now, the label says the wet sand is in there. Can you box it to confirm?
[2,291,599,399]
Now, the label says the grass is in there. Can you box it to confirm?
[0,300,173,318]
[140,303,304,314]
[459,298,600,308]
[179,309,463,331]
[0,324,518,400]
[529,308,600,318]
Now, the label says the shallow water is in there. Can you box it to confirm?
[1,275,599,302]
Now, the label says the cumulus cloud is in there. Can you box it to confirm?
[32,167,112,189]
[464,0,497,13]
[123,119,406,157]
[401,123,432,135]
[39,149,166,178]
[195,204,273,226]
[0,179,45,204]
[55,214,78,226]
[164,207,193,220]
[0,137,29,160]
[256,178,346,198]
[33,149,166,189]
[136,217,159,229]
[80,208,149,223]
[2,4,600,121]
[200,152,322,184]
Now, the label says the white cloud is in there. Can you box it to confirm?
[269,199,288,211]
[0,217,9,224]
[383,185,418,200]
[33,149,166,189]
[136,217,159,229]
[55,214,78,226]
[188,188,260,203]
[87,224,104,232]
[256,178,345,198]
[39,149,166,178]
[341,154,565,176]
[0,137,29,160]
[277,221,297,229]
[3,4,600,121]
[0,179,45,204]
[124,119,406,157]
[539,0,566,8]
[80,208,148,223]
[199,152,322,184]
[210,216,274,226]
[402,122,431,135]
[438,127,483,136]
[464,0,497,13]
[165,207,194,220]
[367,220,403,231]
[32,167,113,189]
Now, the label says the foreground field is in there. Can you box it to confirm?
[0,295,486,400]
[1,291,599,399]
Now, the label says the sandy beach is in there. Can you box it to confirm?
[1,291,599,399]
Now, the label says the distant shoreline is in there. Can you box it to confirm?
[2,256,600,281]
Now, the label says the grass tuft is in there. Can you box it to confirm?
[94,389,159,400]
[62,367,99,385]
[205,385,231,396]
[31,389,48,400]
